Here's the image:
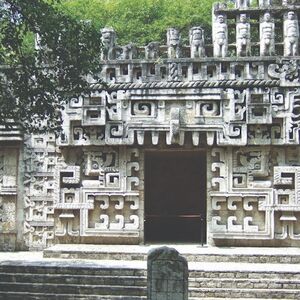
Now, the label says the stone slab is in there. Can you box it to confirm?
[147,246,188,300]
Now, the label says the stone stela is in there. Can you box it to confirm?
[2,0,300,251]
[147,247,188,300]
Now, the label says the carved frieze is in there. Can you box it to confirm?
[53,147,140,239]
[23,135,56,250]
[59,86,300,147]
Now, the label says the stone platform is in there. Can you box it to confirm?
[1,245,300,299]
[44,244,300,264]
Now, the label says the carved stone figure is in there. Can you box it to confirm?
[167,28,181,59]
[121,43,137,60]
[260,12,275,56]
[101,27,116,60]
[235,0,250,8]
[284,11,299,56]
[145,42,160,59]
[213,14,228,57]
[236,14,251,56]
[189,26,205,58]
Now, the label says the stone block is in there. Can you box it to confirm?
[147,246,188,300]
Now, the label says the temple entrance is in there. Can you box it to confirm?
[144,150,206,244]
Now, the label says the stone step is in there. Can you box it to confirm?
[189,287,300,299]
[0,282,147,296]
[3,282,297,299]
[0,291,146,300]
[43,244,300,264]
[0,294,281,300]
[2,270,300,290]
[0,262,146,277]
[190,299,278,300]
[189,277,300,289]
[0,272,147,286]
[1,282,298,300]
[2,271,299,291]
[2,261,300,281]
[189,270,300,280]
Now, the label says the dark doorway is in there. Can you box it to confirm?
[144,151,206,243]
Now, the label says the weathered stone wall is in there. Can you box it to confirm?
[0,145,20,250]
[2,0,300,250]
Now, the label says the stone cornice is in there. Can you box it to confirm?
[91,79,281,91]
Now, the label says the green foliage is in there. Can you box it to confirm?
[0,0,215,134]
[59,0,215,45]
[0,0,102,134]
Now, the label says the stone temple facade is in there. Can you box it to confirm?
[2,0,300,251]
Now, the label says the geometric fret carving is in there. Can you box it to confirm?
[210,147,300,240]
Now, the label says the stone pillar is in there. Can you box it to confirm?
[0,147,19,251]
[147,246,188,300]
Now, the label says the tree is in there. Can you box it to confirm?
[0,0,102,134]
[0,0,215,134]
[58,0,216,45]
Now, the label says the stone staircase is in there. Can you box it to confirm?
[0,245,300,299]
[0,259,147,299]
[188,267,300,299]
